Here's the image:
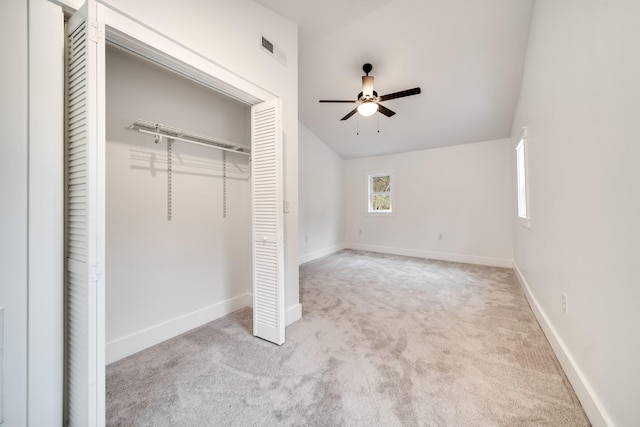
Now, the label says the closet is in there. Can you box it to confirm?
[64,2,285,425]
[105,45,252,363]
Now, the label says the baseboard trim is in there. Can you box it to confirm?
[346,243,513,268]
[106,293,251,364]
[285,303,302,326]
[299,242,346,265]
[513,262,611,427]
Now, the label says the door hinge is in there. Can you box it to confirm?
[89,22,100,43]
[89,261,104,282]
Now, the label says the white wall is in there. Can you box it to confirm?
[511,1,640,425]
[101,0,301,319]
[345,139,513,267]
[298,123,345,264]
[0,1,29,424]
[27,1,64,424]
[106,47,252,362]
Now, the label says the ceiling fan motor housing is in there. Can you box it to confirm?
[362,76,375,98]
[357,91,378,102]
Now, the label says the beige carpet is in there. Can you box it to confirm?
[106,250,590,426]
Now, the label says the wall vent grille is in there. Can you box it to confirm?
[261,37,274,53]
[259,35,287,67]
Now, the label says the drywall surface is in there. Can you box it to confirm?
[106,46,252,361]
[345,139,513,266]
[298,123,345,263]
[0,1,28,424]
[511,0,640,425]
[27,1,64,424]
[102,0,300,316]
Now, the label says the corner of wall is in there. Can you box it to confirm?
[298,242,346,265]
[285,303,302,326]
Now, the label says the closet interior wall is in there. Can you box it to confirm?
[105,45,251,363]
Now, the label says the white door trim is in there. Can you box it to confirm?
[103,7,274,106]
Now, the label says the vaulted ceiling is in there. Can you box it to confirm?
[255,0,534,159]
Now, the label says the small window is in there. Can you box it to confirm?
[515,128,529,220]
[368,173,393,213]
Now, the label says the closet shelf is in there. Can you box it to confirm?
[128,119,251,157]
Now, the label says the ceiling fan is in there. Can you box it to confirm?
[319,63,421,121]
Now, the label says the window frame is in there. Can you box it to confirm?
[367,171,394,214]
[515,127,531,228]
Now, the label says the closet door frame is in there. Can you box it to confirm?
[103,8,274,105]
[98,8,286,343]
[61,3,286,425]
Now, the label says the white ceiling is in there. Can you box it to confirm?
[255,0,534,159]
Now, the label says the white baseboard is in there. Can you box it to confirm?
[285,303,302,326]
[346,243,513,268]
[299,242,346,265]
[106,293,251,364]
[513,262,611,427]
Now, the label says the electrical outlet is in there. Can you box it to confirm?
[561,293,568,314]
[437,234,443,241]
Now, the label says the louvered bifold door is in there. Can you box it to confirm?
[251,99,285,345]
[65,1,106,426]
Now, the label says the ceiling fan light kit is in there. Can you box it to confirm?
[319,63,421,121]
[357,101,378,117]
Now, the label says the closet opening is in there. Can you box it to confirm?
[104,44,253,363]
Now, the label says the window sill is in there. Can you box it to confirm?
[518,217,531,229]
[366,212,396,217]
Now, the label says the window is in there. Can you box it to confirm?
[515,127,529,221]
[368,173,393,213]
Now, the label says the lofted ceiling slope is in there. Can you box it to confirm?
[255,0,534,159]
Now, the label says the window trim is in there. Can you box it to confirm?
[367,171,394,214]
[515,127,531,228]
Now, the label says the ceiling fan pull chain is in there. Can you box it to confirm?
[377,113,380,133]
[356,117,359,136]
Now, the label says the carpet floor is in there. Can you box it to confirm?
[106,250,590,426]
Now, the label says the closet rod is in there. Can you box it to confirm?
[136,129,251,157]
[128,120,251,157]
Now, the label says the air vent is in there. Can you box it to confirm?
[261,37,273,54]
[259,35,287,67]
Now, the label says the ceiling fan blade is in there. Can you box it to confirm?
[319,100,357,103]
[340,108,358,121]
[378,87,421,102]
[377,104,396,117]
